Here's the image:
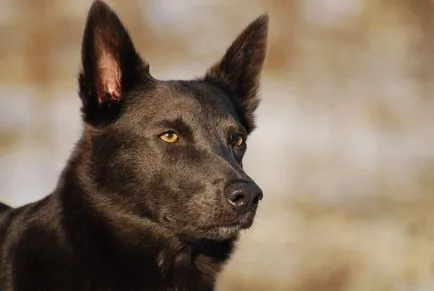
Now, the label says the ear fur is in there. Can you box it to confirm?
[78,0,151,125]
[205,14,269,132]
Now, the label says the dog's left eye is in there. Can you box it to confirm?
[230,134,245,148]
[159,131,179,143]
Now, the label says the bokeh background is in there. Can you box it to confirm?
[1,0,434,290]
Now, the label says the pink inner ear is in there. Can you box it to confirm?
[97,49,121,104]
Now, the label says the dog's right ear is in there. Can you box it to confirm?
[78,0,152,126]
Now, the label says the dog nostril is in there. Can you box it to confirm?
[227,182,263,210]
[228,191,246,207]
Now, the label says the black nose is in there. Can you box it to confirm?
[226,182,263,211]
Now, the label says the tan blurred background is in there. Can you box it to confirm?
[1,0,434,290]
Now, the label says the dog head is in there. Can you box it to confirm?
[78,1,268,240]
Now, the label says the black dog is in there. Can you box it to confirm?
[0,1,268,290]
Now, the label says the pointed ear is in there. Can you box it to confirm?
[78,0,151,125]
[204,14,268,132]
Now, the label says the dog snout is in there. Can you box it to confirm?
[226,182,263,212]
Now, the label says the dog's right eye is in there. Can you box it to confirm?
[158,131,179,143]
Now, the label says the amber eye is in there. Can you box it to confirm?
[231,134,245,147]
[159,131,179,143]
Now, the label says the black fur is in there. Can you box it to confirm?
[0,1,268,290]
[0,202,10,223]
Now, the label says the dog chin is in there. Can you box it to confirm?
[199,225,242,240]
[176,224,242,241]
[161,215,252,240]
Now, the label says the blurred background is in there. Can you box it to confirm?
[1,0,434,290]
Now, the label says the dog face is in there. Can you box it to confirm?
[78,1,268,240]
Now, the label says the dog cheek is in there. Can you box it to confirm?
[187,189,225,223]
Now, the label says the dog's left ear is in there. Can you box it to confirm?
[205,14,268,132]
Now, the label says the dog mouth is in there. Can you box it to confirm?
[162,211,256,240]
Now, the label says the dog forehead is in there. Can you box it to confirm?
[168,80,235,112]
[136,80,238,120]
